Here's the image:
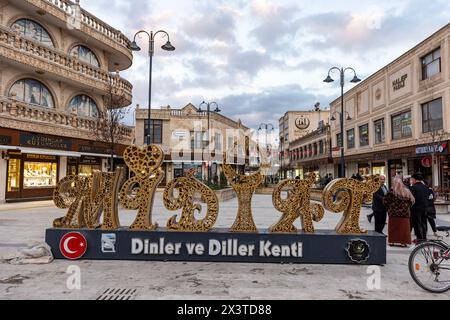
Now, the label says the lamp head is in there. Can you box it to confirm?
[330,115,336,121]
[323,75,334,83]
[346,114,352,121]
[161,41,175,51]
[350,75,361,83]
[129,41,141,51]
[214,106,221,113]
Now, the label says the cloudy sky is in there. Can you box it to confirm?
[81,0,450,129]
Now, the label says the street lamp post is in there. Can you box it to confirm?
[130,30,175,145]
[323,67,361,178]
[258,123,274,185]
[198,101,221,184]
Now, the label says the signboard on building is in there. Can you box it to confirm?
[415,142,447,155]
[0,135,12,146]
[20,133,71,150]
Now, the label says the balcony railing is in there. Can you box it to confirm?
[0,26,132,106]
[26,0,131,56]
[0,97,133,141]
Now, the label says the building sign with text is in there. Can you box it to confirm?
[20,133,71,150]
[416,142,448,155]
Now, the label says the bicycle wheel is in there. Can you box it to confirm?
[408,241,450,293]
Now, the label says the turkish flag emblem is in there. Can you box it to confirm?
[59,232,87,260]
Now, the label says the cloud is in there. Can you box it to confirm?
[219,84,333,128]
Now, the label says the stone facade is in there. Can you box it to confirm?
[287,124,333,181]
[135,103,250,184]
[278,108,330,178]
[0,0,133,202]
[328,23,450,187]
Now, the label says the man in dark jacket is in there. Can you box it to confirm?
[410,173,429,241]
[372,175,388,234]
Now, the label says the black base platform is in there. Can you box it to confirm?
[45,228,386,265]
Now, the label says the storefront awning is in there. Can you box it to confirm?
[0,145,122,159]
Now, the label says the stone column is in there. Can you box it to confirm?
[59,156,67,180]
[0,158,7,204]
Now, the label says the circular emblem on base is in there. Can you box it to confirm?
[346,239,370,263]
[59,232,87,260]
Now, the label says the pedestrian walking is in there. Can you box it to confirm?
[371,175,388,234]
[409,173,429,242]
[383,176,414,246]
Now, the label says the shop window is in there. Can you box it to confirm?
[144,120,163,144]
[313,143,318,155]
[319,141,324,154]
[422,98,443,133]
[359,124,369,147]
[421,47,441,80]
[347,128,355,149]
[214,133,222,151]
[70,45,100,68]
[11,19,54,47]
[9,78,54,108]
[374,118,385,144]
[78,165,101,176]
[372,163,386,176]
[23,161,57,189]
[336,133,342,148]
[392,111,412,140]
[7,159,21,192]
[68,95,99,118]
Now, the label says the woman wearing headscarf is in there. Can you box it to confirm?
[383,176,415,246]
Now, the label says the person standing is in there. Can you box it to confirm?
[423,180,439,238]
[410,173,429,241]
[383,176,414,246]
[372,175,388,234]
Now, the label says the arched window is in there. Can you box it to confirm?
[68,95,99,118]
[11,19,54,47]
[9,78,54,108]
[70,45,100,67]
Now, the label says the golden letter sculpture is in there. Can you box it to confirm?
[53,169,123,229]
[223,157,263,232]
[270,173,324,233]
[322,175,381,234]
[53,175,92,228]
[87,169,124,230]
[163,168,219,232]
[119,145,164,230]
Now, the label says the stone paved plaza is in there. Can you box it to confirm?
[1,193,450,300]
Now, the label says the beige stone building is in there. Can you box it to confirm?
[0,0,133,202]
[329,23,450,188]
[288,124,333,181]
[135,103,249,185]
[278,107,330,178]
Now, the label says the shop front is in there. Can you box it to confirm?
[67,155,102,176]
[6,151,58,200]
[409,141,449,187]
[0,128,127,202]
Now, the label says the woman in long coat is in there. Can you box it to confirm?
[383,176,415,246]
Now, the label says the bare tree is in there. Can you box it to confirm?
[92,84,132,171]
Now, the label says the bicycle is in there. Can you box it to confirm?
[409,226,450,293]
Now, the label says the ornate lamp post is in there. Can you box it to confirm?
[130,30,175,145]
[198,101,221,184]
[258,123,274,185]
[323,67,361,178]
